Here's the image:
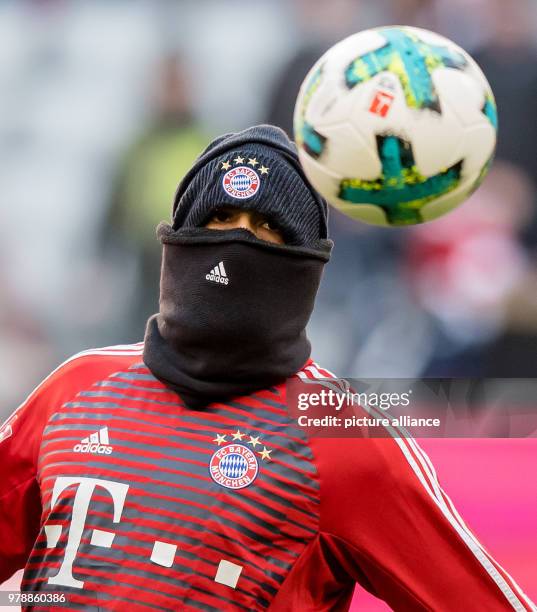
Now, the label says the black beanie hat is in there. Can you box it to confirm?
[171,124,329,246]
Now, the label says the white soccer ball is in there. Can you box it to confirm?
[293,26,498,226]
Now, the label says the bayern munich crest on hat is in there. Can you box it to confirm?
[209,443,259,490]
[222,166,260,200]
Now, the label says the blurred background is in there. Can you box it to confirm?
[0,0,536,608]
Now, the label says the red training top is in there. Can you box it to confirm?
[0,343,533,611]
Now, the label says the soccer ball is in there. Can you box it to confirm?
[293,26,498,226]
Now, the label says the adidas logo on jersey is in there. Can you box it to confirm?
[73,427,113,455]
[206,261,229,285]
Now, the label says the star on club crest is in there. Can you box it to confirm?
[248,435,261,448]
[211,429,273,461]
[220,156,270,176]
[213,433,227,446]
[259,446,272,461]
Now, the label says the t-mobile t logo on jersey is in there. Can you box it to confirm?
[43,476,245,593]
[73,426,113,454]
[46,476,129,588]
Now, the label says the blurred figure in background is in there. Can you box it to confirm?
[456,0,537,375]
[483,162,537,376]
[100,54,210,341]
[404,162,534,376]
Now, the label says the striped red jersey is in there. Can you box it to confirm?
[0,344,533,611]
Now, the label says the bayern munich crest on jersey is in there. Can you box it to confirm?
[209,443,259,490]
[222,166,260,200]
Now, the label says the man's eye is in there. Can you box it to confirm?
[212,210,231,223]
[261,220,281,232]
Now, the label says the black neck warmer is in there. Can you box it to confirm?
[143,225,332,408]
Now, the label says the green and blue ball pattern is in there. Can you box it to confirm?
[296,27,498,226]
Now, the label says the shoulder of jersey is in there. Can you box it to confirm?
[55,342,144,378]
[27,343,144,404]
[293,359,346,389]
